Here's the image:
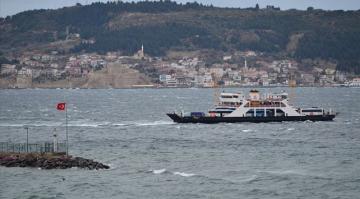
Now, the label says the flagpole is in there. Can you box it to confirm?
[66,103,68,156]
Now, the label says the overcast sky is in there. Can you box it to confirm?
[1,0,360,17]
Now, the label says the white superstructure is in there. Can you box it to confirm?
[209,90,330,117]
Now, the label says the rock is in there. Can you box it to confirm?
[0,153,110,170]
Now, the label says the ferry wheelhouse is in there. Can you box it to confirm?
[167,90,337,123]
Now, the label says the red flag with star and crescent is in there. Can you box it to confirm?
[57,103,66,111]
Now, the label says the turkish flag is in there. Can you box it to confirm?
[57,103,66,111]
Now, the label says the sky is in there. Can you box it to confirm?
[1,0,360,17]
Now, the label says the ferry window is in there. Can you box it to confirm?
[221,96,232,98]
[276,109,285,116]
[255,109,265,117]
[246,109,254,117]
[266,109,275,117]
[233,95,238,98]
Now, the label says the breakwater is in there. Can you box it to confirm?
[0,153,110,170]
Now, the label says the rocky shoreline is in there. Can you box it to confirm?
[0,153,110,170]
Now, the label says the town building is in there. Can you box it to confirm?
[1,64,17,75]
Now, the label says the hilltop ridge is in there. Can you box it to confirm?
[0,1,360,73]
[0,1,360,89]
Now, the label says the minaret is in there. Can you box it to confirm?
[244,58,248,70]
[140,44,144,58]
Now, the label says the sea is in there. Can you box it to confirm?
[0,87,360,199]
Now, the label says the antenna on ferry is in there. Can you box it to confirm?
[211,72,220,106]
[288,72,296,104]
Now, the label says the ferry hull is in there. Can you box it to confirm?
[167,113,336,124]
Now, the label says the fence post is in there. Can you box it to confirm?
[25,126,29,153]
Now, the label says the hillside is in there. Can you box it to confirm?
[0,63,152,88]
[1,1,360,73]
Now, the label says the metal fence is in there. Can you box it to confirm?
[0,142,66,153]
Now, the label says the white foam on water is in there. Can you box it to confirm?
[32,122,63,127]
[240,175,258,182]
[242,129,253,133]
[0,121,174,128]
[106,164,117,170]
[152,169,167,174]
[68,123,100,127]
[0,123,25,127]
[173,172,196,177]
[68,121,111,127]
[135,121,174,126]
[0,122,62,127]
[263,169,308,176]
[113,123,127,126]
[98,122,112,127]
[287,128,295,131]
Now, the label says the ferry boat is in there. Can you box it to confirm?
[167,90,337,123]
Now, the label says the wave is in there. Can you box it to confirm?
[263,170,304,175]
[101,121,174,127]
[242,129,253,133]
[112,123,127,126]
[134,121,174,126]
[241,175,259,183]
[0,122,102,128]
[176,96,191,99]
[287,128,295,131]
[0,120,174,128]
[0,122,62,127]
[0,123,27,127]
[149,169,196,177]
[69,123,102,127]
[105,164,117,171]
[152,169,167,174]
[173,171,196,177]
[259,169,330,179]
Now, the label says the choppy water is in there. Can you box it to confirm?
[1,88,360,199]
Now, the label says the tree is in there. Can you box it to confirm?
[255,4,260,10]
